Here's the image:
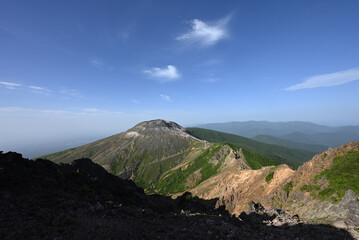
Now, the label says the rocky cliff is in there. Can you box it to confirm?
[185,142,359,238]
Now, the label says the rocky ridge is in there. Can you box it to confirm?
[261,142,359,237]
[185,142,359,238]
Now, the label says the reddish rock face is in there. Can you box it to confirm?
[188,142,359,231]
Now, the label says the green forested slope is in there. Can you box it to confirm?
[187,128,316,169]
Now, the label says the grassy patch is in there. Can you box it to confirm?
[300,184,321,192]
[153,144,226,194]
[223,143,278,170]
[314,150,359,203]
[241,148,278,170]
[265,171,274,183]
[283,181,293,196]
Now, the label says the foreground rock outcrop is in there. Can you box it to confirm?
[0,151,354,239]
[261,143,359,234]
[182,142,359,238]
[190,164,295,215]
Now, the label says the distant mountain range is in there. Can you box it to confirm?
[251,135,328,152]
[195,121,359,148]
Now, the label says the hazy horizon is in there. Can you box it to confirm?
[2,118,359,159]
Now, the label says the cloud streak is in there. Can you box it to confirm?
[144,65,180,82]
[0,81,23,89]
[59,88,85,98]
[0,107,122,116]
[285,68,359,91]
[28,85,51,95]
[0,81,50,94]
[177,15,231,47]
[160,94,171,102]
[0,80,85,98]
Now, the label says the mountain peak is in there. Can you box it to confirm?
[127,119,196,139]
[134,119,183,130]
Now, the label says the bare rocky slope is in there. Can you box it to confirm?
[185,142,359,238]
[0,151,354,240]
[189,164,294,215]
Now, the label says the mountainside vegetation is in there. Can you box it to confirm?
[309,150,359,203]
[261,142,359,227]
[150,143,227,194]
[184,142,359,237]
[233,145,279,170]
[41,120,202,192]
[187,128,315,169]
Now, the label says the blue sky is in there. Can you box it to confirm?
[1,0,359,148]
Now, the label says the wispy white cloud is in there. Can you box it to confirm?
[285,68,359,91]
[0,81,50,94]
[177,15,231,47]
[0,81,22,89]
[160,94,171,102]
[131,99,140,104]
[0,107,122,116]
[28,85,46,91]
[60,88,85,98]
[28,85,51,95]
[0,80,86,98]
[144,65,180,82]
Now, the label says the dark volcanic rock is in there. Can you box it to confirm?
[242,201,303,227]
[0,151,355,240]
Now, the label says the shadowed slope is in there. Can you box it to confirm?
[0,151,354,240]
